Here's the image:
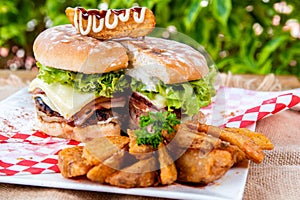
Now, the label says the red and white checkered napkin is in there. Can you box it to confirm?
[0,131,81,176]
[0,89,82,176]
[223,92,300,128]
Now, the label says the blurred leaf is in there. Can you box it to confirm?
[260,59,273,74]
[227,14,241,40]
[140,0,162,9]
[194,17,211,46]
[0,2,18,14]
[257,35,289,67]
[1,24,26,46]
[52,14,69,26]
[183,0,203,31]
[231,63,256,74]
[217,57,239,70]
[109,0,127,8]
[154,0,171,26]
[211,0,232,26]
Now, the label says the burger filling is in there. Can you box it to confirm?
[129,92,183,125]
[34,96,118,127]
[29,62,128,127]
[129,67,216,117]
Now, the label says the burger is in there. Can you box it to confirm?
[29,24,215,142]
[29,24,129,142]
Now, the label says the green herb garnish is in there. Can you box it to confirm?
[134,111,180,148]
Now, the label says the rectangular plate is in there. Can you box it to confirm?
[0,88,249,200]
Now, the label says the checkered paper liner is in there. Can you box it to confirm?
[0,132,81,176]
[1,87,300,176]
[223,92,300,128]
[0,89,83,176]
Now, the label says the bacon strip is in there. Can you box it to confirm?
[129,92,161,125]
[70,96,126,126]
[34,94,126,127]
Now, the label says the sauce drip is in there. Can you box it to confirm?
[73,7,146,35]
[112,9,126,15]
[77,7,107,20]
[131,7,142,14]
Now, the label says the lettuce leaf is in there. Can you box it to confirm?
[36,62,217,115]
[131,69,216,116]
[36,62,128,98]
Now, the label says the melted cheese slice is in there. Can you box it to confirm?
[137,92,166,109]
[29,78,96,119]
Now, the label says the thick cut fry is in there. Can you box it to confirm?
[224,144,247,164]
[176,148,235,184]
[106,157,158,188]
[198,124,264,163]
[127,130,155,159]
[174,124,228,150]
[157,143,177,185]
[87,150,125,183]
[166,124,231,162]
[83,136,129,165]
[87,164,116,183]
[58,146,92,178]
[225,127,274,150]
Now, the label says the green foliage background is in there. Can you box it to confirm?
[1,0,300,77]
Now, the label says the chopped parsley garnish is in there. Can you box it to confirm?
[134,111,180,148]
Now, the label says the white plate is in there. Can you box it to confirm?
[0,88,249,200]
[0,164,248,200]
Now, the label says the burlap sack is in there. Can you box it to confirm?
[244,110,300,200]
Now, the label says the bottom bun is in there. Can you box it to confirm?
[35,119,121,142]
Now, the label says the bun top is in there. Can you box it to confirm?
[120,37,209,84]
[33,25,128,74]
